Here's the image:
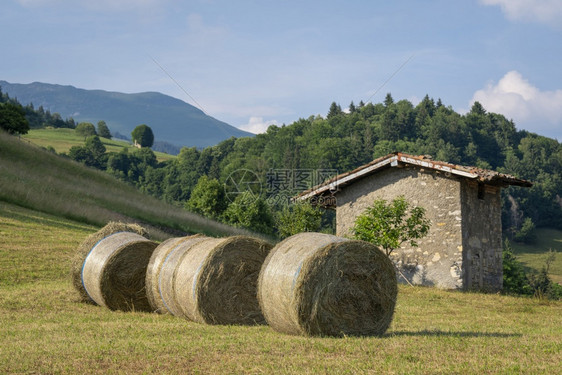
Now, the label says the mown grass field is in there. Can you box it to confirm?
[1,201,561,374]
[511,228,562,285]
[22,127,175,162]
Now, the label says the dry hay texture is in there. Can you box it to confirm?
[71,222,157,311]
[145,235,196,313]
[151,234,208,315]
[159,235,272,325]
[258,232,397,337]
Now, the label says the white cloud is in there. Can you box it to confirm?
[237,117,278,134]
[471,71,562,139]
[480,0,562,28]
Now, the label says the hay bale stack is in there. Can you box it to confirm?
[156,235,209,316]
[258,233,397,337]
[71,222,149,303]
[173,236,272,325]
[145,235,204,313]
[74,226,158,311]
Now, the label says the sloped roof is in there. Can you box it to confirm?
[296,152,532,201]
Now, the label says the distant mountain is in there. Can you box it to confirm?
[0,80,253,148]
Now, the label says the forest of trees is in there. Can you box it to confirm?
[91,93,562,239]
[3,85,562,240]
[0,87,76,130]
[131,94,561,238]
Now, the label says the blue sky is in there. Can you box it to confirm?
[1,0,561,139]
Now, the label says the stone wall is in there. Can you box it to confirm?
[335,166,464,289]
[460,181,503,291]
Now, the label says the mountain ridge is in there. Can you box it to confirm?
[0,80,253,148]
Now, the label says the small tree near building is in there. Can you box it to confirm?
[131,124,154,148]
[351,196,431,256]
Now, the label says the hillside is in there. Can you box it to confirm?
[0,80,253,148]
[0,130,261,240]
[1,202,561,373]
[22,128,175,162]
[511,228,562,285]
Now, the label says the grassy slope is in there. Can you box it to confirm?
[511,228,562,285]
[0,202,561,374]
[22,128,175,162]
[0,131,260,240]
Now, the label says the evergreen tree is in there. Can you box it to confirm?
[0,102,29,135]
[84,135,106,161]
[384,93,394,107]
[327,102,342,118]
[97,121,111,139]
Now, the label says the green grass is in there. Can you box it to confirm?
[0,131,263,241]
[1,202,561,374]
[511,228,562,284]
[22,127,175,162]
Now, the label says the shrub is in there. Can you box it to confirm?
[502,239,532,295]
[514,217,537,244]
[276,201,323,239]
[351,196,430,256]
[224,192,275,235]
[185,176,226,219]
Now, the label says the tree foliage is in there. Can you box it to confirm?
[85,135,106,160]
[514,217,537,244]
[12,89,561,237]
[224,192,275,235]
[351,196,431,256]
[502,239,532,295]
[185,175,227,219]
[0,102,29,135]
[131,124,154,148]
[68,135,107,169]
[97,121,111,139]
[93,95,562,237]
[276,201,323,239]
[75,122,97,137]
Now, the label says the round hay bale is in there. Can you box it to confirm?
[71,222,149,303]
[258,232,397,337]
[80,231,158,311]
[155,235,210,316]
[145,235,201,313]
[174,236,272,325]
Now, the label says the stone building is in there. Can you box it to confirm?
[297,153,532,291]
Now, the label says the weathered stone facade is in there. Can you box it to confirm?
[335,166,502,291]
[297,153,532,292]
[460,181,502,290]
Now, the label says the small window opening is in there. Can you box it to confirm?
[478,183,485,200]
